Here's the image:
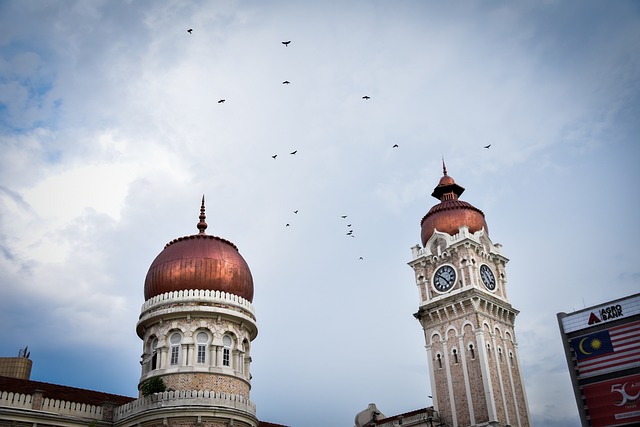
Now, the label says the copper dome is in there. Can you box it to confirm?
[420,162,488,247]
[143,198,254,302]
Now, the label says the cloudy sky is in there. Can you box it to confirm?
[1,1,639,426]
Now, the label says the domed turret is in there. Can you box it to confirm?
[420,161,488,246]
[144,197,254,301]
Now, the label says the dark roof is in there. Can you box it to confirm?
[259,422,290,427]
[0,375,136,406]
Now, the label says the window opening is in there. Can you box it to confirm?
[196,332,208,364]
[436,353,442,369]
[151,338,158,370]
[469,344,475,360]
[222,335,232,367]
[170,332,181,365]
[453,348,459,364]
[498,347,503,363]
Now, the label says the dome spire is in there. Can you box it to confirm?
[442,157,448,176]
[197,195,208,234]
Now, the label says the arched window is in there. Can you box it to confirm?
[452,348,459,364]
[487,343,491,358]
[196,332,209,364]
[170,332,182,365]
[222,335,232,367]
[151,338,159,370]
[436,353,442,369]
[498,347,503,363]
[509,351,515,368]
[468,344,475,360]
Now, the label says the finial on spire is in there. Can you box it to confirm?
[197,195,208,234]
[442,157,448,176]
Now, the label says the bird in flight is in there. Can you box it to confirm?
[346,230,353,236]
[294,210,298,214]
[187,29,193,34]
[341,215,347,219]
[282,40,291,46]
[359,256,364,260]
[286,223,290,227]
[392,144,399,148]
[218,99,225,103]
[362,96,370,100]
[484,144,491,149]
[347,224,351,227]
[272,155,277,159]
[282,81,290,84]
[290,150,297,155]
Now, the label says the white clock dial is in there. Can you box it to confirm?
[433,265,456,292]
[480,264,496,291]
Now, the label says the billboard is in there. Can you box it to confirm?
[583,373,640,427]
[558,293,640,427]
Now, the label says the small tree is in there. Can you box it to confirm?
[140,377,166,396]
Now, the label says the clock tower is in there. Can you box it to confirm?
[409,163,531,427]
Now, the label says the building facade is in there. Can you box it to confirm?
[407,164,531,427]
[557,293,640,427]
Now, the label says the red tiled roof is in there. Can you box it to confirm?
[0,375,135,406]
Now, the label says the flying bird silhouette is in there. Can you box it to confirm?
[362,96,370,100]
[187,29,193,34]
[218,99,225,103]
[347,224,351,227]
[272,155,277,159]
[341,215,347,219]
[484,144,491,149]
[392,144,399,148]
[294,210,298,214]
[286,223,290,227]
[290,150,297,155]
[282,81,290,84]
[282,41,291,46]
[359,257,364,260]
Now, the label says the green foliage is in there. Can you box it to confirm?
[140,376,166,396]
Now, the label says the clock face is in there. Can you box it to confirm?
[480,264,496,290]
[433,265,456,292]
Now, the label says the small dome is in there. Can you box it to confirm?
[420,163,488,246]
[143,197,254,302]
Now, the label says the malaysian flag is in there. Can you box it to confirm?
[570,320,640,378]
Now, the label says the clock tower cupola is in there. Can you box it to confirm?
[409,163,531,427]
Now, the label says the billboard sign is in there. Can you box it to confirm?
[583,373,640,427]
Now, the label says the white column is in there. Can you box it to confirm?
[425,342,439,413]
[458,336,475,425]
[506,345,522,427]
[491,334,510,425]
[442,339,458,427]
[475,330,497,422]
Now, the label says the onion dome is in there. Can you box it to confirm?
[144,197,254,302]
[420,161,488,247]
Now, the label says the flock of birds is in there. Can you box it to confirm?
[185,29,493,261]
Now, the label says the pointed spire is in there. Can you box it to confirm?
[442,157,448,176]
[197,195,208,234]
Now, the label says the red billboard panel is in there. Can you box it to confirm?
[583,373,640,427]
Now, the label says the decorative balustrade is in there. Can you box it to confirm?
[0,391,102,420]
[113,390,256,421]
[141,290,255,316]
[0,391,32,409]
[41,397,102,419]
